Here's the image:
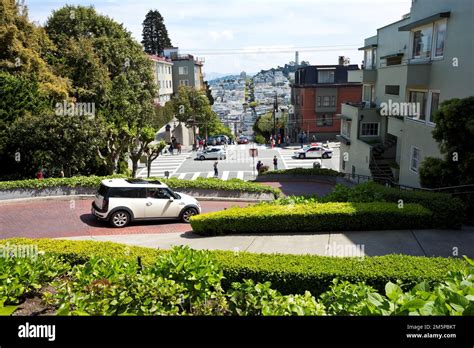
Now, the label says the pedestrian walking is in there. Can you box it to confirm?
[36,169,43,180]
[213,161,219,178]
[256,160,263,173]
[311,135,316,142]
[286,135,290,146]
[273,156,278,170]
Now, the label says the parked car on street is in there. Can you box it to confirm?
[237,136,249,144]
[196,147,227,160]
[294,145,333,159]
[91,179,201,227]
[206,135,229,146]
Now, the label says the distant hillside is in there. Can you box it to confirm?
[256,60,310,79]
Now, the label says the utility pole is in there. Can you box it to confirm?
[272,91,278,138]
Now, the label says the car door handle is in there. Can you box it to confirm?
[146,202,152,206]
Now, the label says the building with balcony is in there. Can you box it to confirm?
[338,0,474,188]
[148,55,173,106]
[289,58,362,141]
[163,47,205,93]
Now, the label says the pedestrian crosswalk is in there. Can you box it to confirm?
[169,171,254,181]
[137,152,190,178]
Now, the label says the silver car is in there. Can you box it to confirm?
[196,147,227,160]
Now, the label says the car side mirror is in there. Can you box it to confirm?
[169,197,174,202]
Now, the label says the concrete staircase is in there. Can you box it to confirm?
[369,135,397,183]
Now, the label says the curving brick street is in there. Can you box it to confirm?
[0,199,248,239]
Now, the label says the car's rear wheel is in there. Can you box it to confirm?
[299,153,305,159]
[110,210,130,228]
[199,155,205,160]
[181,207,198,223]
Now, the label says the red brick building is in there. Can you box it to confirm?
[290,62,362,141]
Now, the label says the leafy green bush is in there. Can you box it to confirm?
[149,246,225,307]
[254,134,266,144]
[319,257,474,316]
[322,182,464,228]
[228,279,325,316]
[190,202,432,235]
[48,257,187,316]
[259,167,343,177]
[0,253,69,314]
[0,175,280,198]
[1,239,467,297]
[162,177,280,198]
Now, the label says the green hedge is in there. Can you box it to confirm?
[0,175,280,198]
[0,239,466,296]
[323,182,464,228]
[259,167,343,177]
[190,202,432,235]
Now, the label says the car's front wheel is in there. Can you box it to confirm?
[322,153,330,159]
[110,210,130,228]
[181,207,198,223]
[299,153,305,159]
[199,155,205,160]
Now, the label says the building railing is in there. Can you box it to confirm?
[342,172,474,196]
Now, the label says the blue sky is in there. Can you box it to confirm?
[26,0,412,75]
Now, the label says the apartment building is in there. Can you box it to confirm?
[338,0,474,188]
[163,47,205,93]
[290,58,362,141]
[149,55,173,106]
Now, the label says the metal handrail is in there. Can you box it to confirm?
[342,172,474,196]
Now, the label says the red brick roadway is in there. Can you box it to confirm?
[0,200,248,239]
[0,182,334,239]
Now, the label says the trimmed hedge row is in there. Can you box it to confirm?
[0,175,280,198]
[0,239,467,296]
[190,202,432,235]
[259,167,344,177]
[322,182,465,228]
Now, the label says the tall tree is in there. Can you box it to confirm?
[0,0,68,99]
[204,81,214,105]
[420,97,474,188]
[46,5,157,175]
[141,10,172,56]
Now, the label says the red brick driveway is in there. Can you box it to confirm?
[0,199,248,239]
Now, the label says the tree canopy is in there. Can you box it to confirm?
[420,97,474,187]
[141,10,172,56]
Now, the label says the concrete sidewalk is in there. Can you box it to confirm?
[59,226,474,258]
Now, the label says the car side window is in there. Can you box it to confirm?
[148,188,173,199]
[108,188,146,198]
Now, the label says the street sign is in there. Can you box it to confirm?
[249,148,258,158]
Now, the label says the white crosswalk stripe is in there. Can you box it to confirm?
[221,171,230,181]
[137,153,190,178]
[170,171,254,181]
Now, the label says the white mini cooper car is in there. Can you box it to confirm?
[91,179,201,228]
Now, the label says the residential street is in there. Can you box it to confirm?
[137,143,340,180]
